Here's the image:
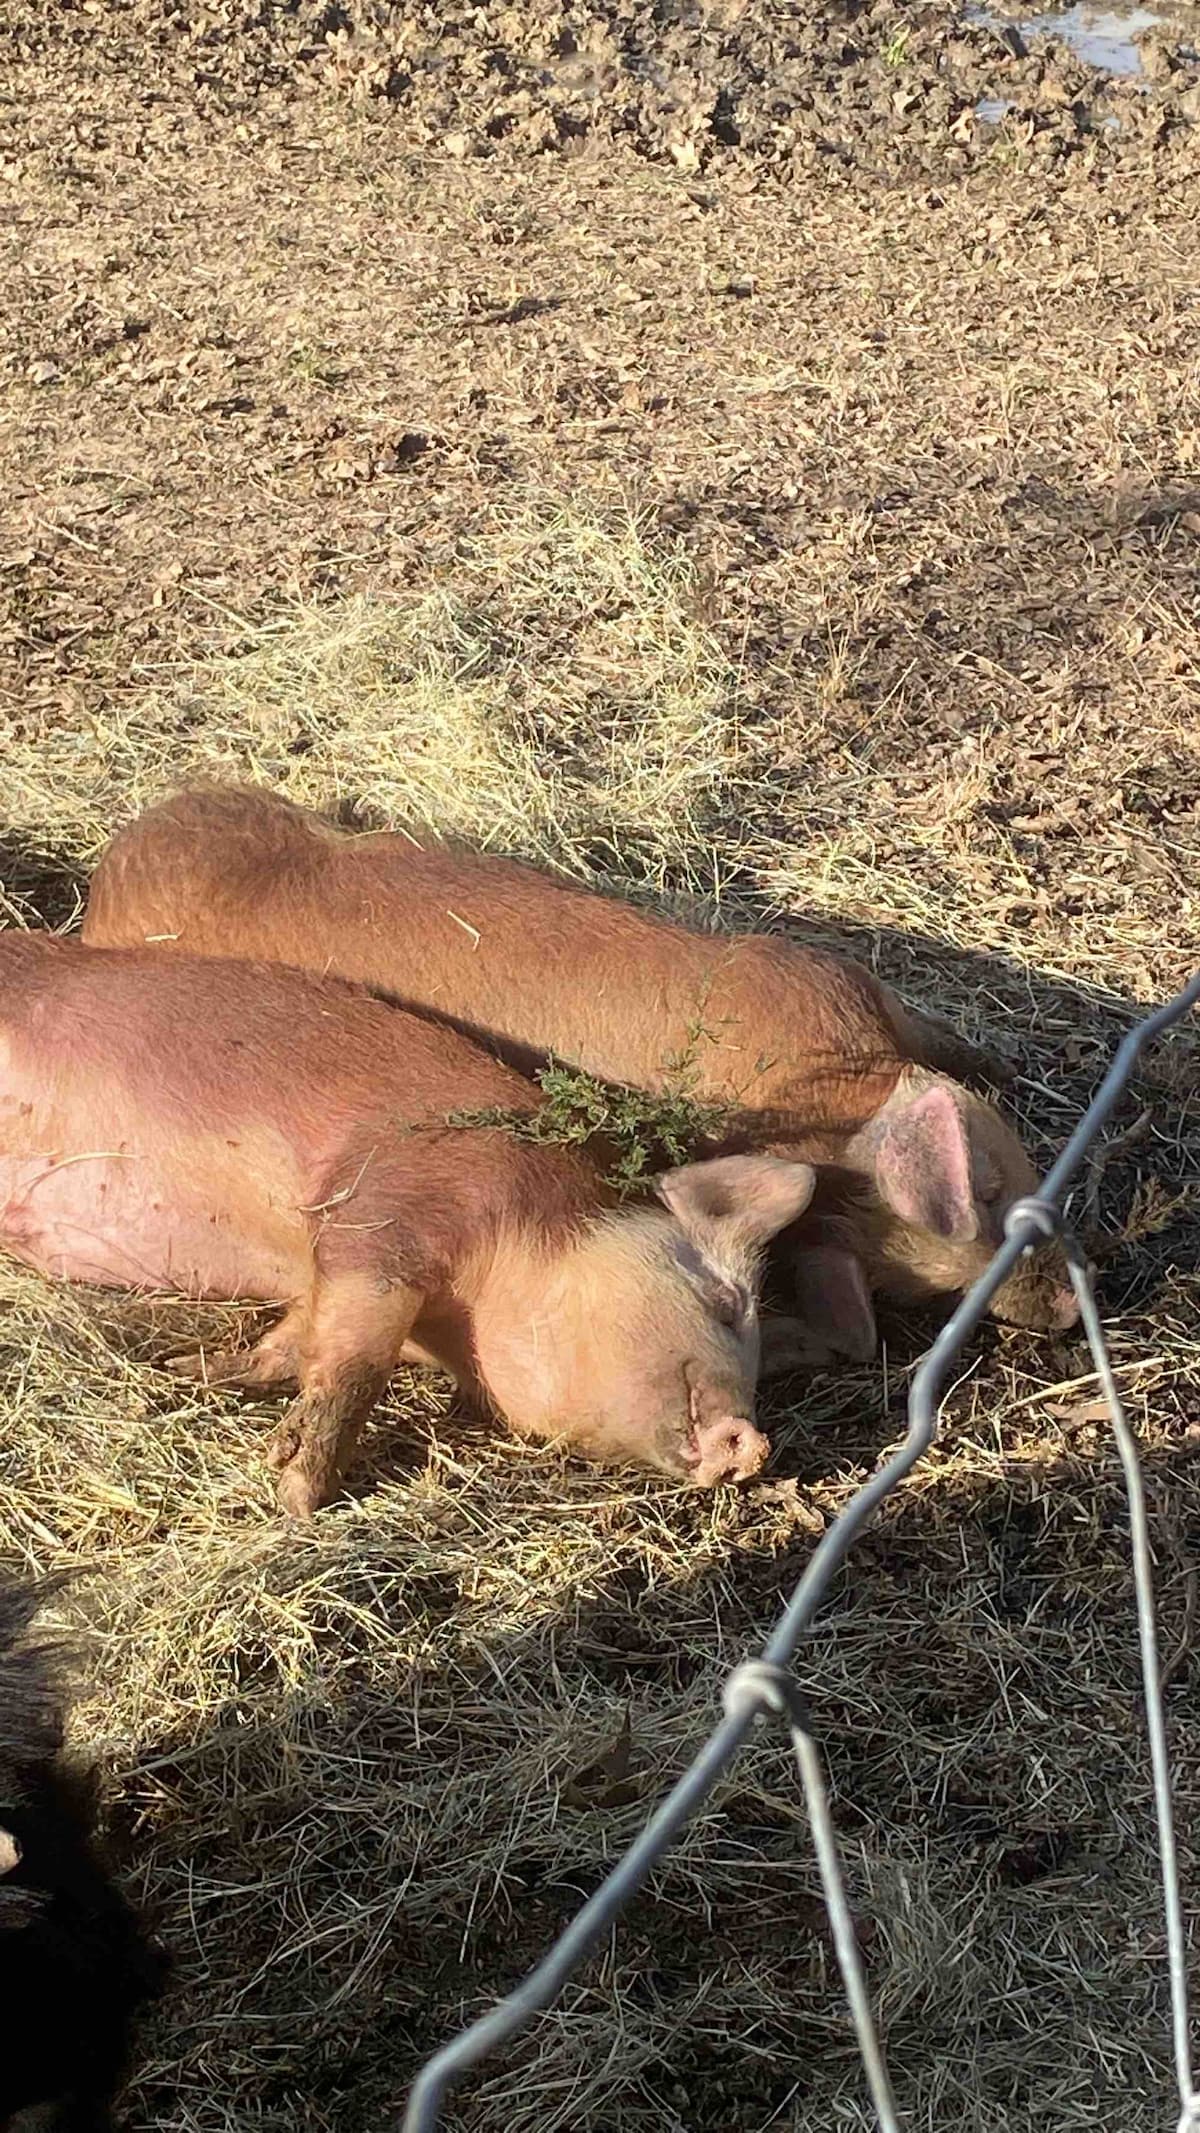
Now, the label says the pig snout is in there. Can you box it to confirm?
[1046,1280,1081,1330]
[685,1414,771,1487]
[991,1255,1081,1332]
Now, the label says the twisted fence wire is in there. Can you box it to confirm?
[403,970,1200,2133]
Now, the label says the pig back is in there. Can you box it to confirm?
[0,933,595,1298]
[85,786,910,1128]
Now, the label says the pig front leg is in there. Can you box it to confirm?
[265,1272,421,1518]
[784,1244,878,1365]
[165,1301,309,1389]
[759,1314,845,1377]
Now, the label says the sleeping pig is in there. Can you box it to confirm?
[0,934,815,1514]
[83,785,1078,1360]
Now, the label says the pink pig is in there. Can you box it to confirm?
[0,933,817,1514]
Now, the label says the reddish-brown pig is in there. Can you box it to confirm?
[83,785,1079,1353]
[0,935,817,1514]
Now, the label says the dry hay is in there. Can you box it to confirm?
[1,498,1199,2133]
[2,8,1200,2123]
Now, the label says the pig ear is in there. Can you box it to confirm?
[873,1081,977,1241]
[657,1154,816,1252]
[792,1247,877,1362]
[0,1824,21,1875]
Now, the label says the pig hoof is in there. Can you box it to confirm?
[164,1344,271,1387]
[274,1462,321,1520]
[164,1349,210,1382]
[265,1419,303,1472]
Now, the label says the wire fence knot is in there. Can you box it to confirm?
[722,1659,810,1731]
[1004,1194,1063,1249]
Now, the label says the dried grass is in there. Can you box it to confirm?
[2,49,1200,2133]
[4,512,1200,2129]
[0,501,745,896]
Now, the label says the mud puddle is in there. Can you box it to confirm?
[971,1,1162,74]
[969,0,1165,121]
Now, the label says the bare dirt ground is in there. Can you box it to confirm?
[3,3,1200,2130]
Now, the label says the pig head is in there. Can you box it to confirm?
[824,1067,1077,1338]
[470,1153,818,1486]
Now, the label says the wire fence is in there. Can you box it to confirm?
[402,970,1200,2133]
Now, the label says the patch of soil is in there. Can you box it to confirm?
[9,0,1200,181]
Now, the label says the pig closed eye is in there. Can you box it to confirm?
[977,1180,1007,1232]
[708,1278,750,1330]
[672,1238,752,1331]
[974,1157,1005,1211]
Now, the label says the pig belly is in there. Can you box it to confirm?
[0,1152,303,1302]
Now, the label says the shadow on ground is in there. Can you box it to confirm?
[83,1413,1200,2133]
